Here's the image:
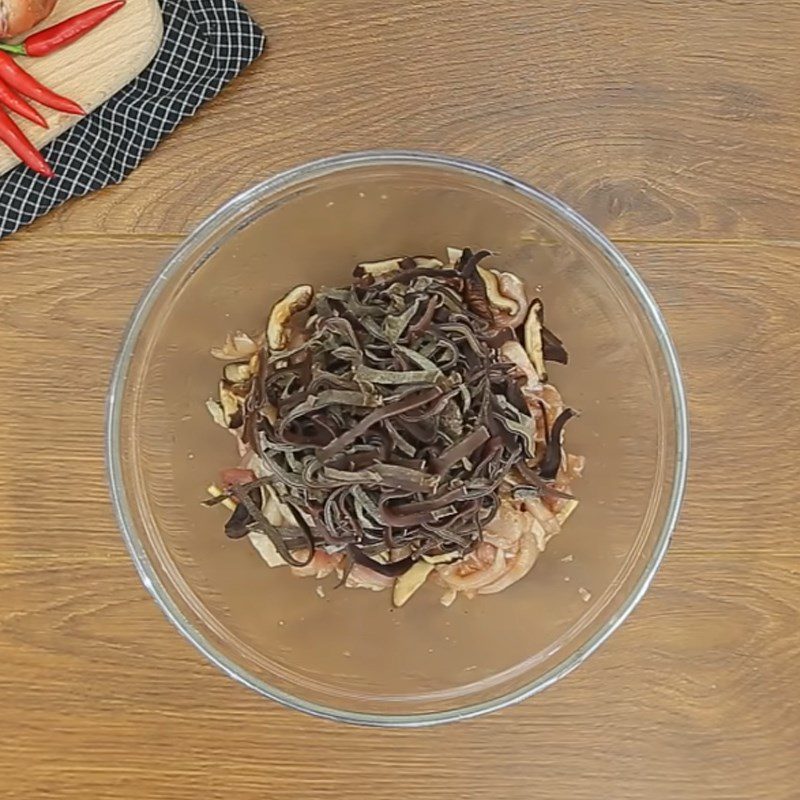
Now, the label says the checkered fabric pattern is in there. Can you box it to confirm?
[0,0,265,239]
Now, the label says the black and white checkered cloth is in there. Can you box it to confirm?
[0,0,265,239]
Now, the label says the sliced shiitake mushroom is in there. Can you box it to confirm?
[478,267,518,316]
[493,271,528,328]
[218,380,243,428]
[411,256,444,269]
[446,246,463,266]
[524,299,547,380]
[356,258,403,278]
[223,361,252,384]
[529,298,569,367]
[356,256,444,281]
[205,398,228,429]
[459,250,494,319]
[267,285,314,351]
[459,257,528,330]
[500,340,541,392]
[211,331,258,360]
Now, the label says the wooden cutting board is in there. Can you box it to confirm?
[0,0,163,176]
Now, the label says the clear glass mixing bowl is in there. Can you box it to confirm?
[106,151,688,726]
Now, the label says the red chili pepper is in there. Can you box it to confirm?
[0,52,84,116]
[0,78,47,128]
[0,1,127,58]
[0,106,54,178]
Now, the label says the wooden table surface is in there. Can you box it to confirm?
[1,2,799,798]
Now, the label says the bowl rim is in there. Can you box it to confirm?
[105,149,689,727]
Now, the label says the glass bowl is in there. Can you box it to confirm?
[106,151,688,726]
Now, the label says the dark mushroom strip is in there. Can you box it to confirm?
[316,386,443,462]
[229,483,314,567]
[542,325,569,365]
[347,544,414,577]
[512,460,574,499]
[526,296,570,367]
[431,425,490,475]
[223,501,253,539]
[538,408,579,481]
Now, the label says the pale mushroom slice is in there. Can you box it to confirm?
[478,267,518,318]
[492,271,528,328]
[524,299,547,381]
[205,398,228,429]
[453,250,528,328]
[357,258,404,278]
[393,561,435,607]
[358,255,445,279]
[218,380,242,428]
[500,340,541,393]
[211,331,258,360]
[446,247,463,266]
[267,285,314,351]
[223,361,252,384]
[411,256,445,269]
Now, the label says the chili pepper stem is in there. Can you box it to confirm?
[11,1,127,59]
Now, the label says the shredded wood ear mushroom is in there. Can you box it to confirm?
[203,247,584,606]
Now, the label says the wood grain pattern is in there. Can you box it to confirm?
[0,553,797,800]
[12,0,798,241]
[2,2,800,798]
[0,0,162,175]
[1,236,799,798]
